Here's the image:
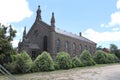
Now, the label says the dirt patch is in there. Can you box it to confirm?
[1,64,120,80]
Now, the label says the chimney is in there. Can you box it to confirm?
[79,32,82,36]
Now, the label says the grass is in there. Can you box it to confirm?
[0,63,119,80]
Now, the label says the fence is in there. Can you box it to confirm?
[0,64,16,80]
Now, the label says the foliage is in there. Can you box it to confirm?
[3,62,17,74]
[56,52,72,69]
[109,44,120,59]
[112,50,120,59]
[93,50,119,64]
[96,46,103,50]
[15,51,33,73]
[33,51,55,72]
[110,44,118,52]
[80,50,96,66]
[93,50,108,64]
[0,24,16,65]
[72,56,83,68]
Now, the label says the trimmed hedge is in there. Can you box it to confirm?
[93,50,107,64]
[56,52,72,69]
[93,50,119,64]
[72,56,83,68]
[80,50,96,66]
[4,51,33,74]
[33,51,55,72]
[15,51,33,73]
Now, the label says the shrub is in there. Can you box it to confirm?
[106,54,115,63]
[3,62,17,74]
[93,50,109,64]
[107,53,119,63]
[72,56,83,68]
[54,62,60,70]
[114,50,120,59]
[15,51,33,73]
[56,52,72,69]
[80,50,96,66]
[34,51,55,72]
[112,54,120,63]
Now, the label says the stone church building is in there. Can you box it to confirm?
[18,5,96,59]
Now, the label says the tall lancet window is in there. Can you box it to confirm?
[65,41,69,53]
[73,43,76,54]
[43,36,47,51]
[56,39,60,53]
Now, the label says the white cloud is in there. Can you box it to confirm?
[101,0,120,28]
[0,0,33,24]
[83,28,120,43]
[108,12,120,26]
[117,0,120,9]
[112,27,120,31]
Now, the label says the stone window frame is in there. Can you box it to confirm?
[79,44,82,54]
[34,29,38,37]
[56,39,60,53]
[73,42,76,54]
[65,41,69,53]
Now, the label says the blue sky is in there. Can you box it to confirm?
[0,0,120,49]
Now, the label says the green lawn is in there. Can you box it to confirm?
[0,63,119,80]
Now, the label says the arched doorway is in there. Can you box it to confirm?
[43,36,48,51]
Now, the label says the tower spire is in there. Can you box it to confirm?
[36,5,41,21]
[23,26,26,41]
[51,12,55,27]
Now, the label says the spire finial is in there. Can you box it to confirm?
[23,26,27,41]
[38,5,40,9]
[36,5,41,21]
[51,12,55,27]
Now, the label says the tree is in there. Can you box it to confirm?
[109,44,120,59]
[0,24,17,65]
[96,46,103,50]
[110,44,118,53]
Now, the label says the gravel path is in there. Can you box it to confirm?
[1,64,120,80]
[38,64,120,80]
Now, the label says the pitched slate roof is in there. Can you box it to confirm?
[55,28,96,44]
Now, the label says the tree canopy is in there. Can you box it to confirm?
[0,24,17,65]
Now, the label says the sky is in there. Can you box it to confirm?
[0,0,120,49]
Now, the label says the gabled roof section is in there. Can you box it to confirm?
[55,28,96,44]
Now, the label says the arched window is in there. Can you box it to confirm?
[89,46,91,53]
[65,41,69,53]
[73,43,76,54]
[85,45,88,50]
[79,44,82,54]
[56,39,60,52]
[43,36,47,51]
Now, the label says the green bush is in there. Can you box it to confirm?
[93,50,120,64]
[112,54,120,63]
[3,62,17,74]
[93,50,108,64]
[72,56,83,68]
[15,51,33,73]
[80,50,96,66]
[54,62,60,70]
[106,54,114,63]
[56,52,72,69]
[107,53,119,63]
[114,50,120,59]
[34,51,55,72]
